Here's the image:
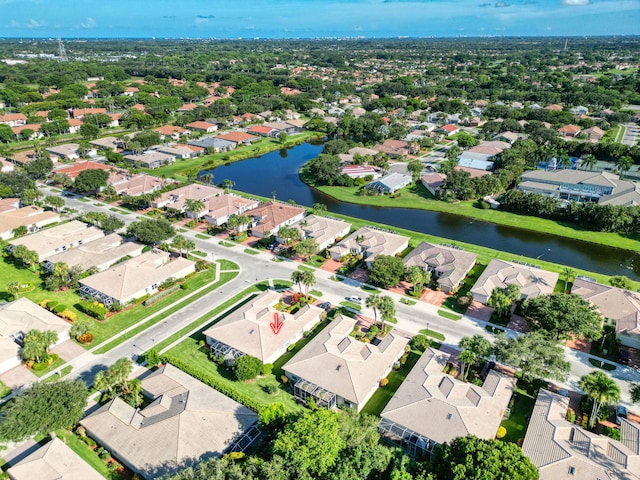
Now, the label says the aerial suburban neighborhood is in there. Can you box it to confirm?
[0,9,639,480]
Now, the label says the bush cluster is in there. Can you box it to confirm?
[77,300,108,320]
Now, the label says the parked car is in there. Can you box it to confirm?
[346,296,362,304]
[619,349,630,365]
[318,302,332,311]
[616,405,628,424]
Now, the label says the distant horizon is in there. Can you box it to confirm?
[1,0,639,39]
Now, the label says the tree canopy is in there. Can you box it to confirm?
[126,217,175,244]
[368,255,406,288]
[74,168,110,193]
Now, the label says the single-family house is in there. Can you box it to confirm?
[581,126,605,143]
[328,226,409,268]
[349,147,379,157]
[186,121,218,133]
[558,124,582,138]
[522,389,640,480]
[72,107,107,119]
[421,173,447,196]
[53,160,112,179]
[0,157,15,174]
[155,144,203,160]
[202,194,259,227]
[492,131,520,144]
[0,197,20,213]
[11,124,42,140]
[571,277,640,349]
[341,165,381,179]
[261,122,298,135]
[66,118,83,135]
[247,125,279,137]
[545,104,563,111]
[0,113,27,127]
[9,220,104,260]
[379,348,515,459]
[470,259,559,304]
[124,151,175,169]
[43,234,144,274]
[188,136,236,152]
[0,298,70,375]
[372,139,416,158]
[80,364,259,479]
[283,314,409,411]
[215,131,259,146]
[403,242,477,294]
[203,290,325,364]
[438,124,459,136]
[247,202,306,238]
[90,136,122,151]
[289,214,351,252]
[151,184,223,214]
[154,125,189,141]
[79,249,195,306]
[46,144,82,161]
[366,173,412,194]
[569,106,589,115]
[6,437,103,480]
[109,173,168,197]
[0,206,59,240]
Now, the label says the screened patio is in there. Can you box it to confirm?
[293,379,337,409]
[378,418,437,459]
[208,339,245,364]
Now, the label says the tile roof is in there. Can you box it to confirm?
[204,194,259,222]
[10,220,104,259]
[54,161,112,179]
[329,226,409,264]
[248,202,306,234]
[403,242,477,291]
[284,315,409,407]
[471,259,559,301]
[380,348,515,444]
[153,184,223,210]
[292,214,350,249]
[215,131,258,143]
[0,206,59,236]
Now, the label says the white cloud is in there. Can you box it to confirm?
[561,0,590,5]
[80,17,96,28]
[26,18,45,28]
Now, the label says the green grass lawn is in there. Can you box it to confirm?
[361,349,422,416]
[56,429,118,479]
[0,380,10,399]
[300,165,640,255]
[167,336,304,415]
[305,255,327,268]
[437,309,462,321]
[297,265,314,273]
[500,386,537,444]
[94,269,238,353]
[419,328,446,341]
[191,251,207,257]
[340,301,362,311]
[309,289,323,297]
[361,285,381,294]
[195,233,210,240]
[588,358,617,371]
[244,248,260,255]
[32,355,65,378]
[217,259,240,270]
[219,241,235,247]
[400,298,417,306]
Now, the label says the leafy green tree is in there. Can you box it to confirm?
[7,281,20,300]
[74,169,109,193]
[406,265,430,294]
[580,370,621,428]
[126,217,175,244]
[487,284,520,318]
[70,319,92,340]
[100,214,124,234]
[258,402,288,432]
[368,255,405,288]
[407,159,423,181]
[0,380,88,443]
[44,195,65,212]
[458,334,493,359]
[21,329,58,364]
[609,275,633,290]
[494,331,570,381]
[24,156,53,180]
[630,383,640,404]
[312,202,327,216]
[51,261,70,285]
[522,293,604,341]
[94,357,141,407]
[11,225,27,238]
[79,122,100,140]
[272,408,345,478]
[294,237,318,261]
[430,435,538,480]
[563,267,576,294]
[233,355,263,381]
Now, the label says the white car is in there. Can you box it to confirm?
[346,296,363,304]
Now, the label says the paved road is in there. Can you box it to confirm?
[40,185,640,404]
[621,122,639,147]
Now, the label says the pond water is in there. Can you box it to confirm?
[201,142,640,279]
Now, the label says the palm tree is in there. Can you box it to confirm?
[616,156,634,179]
[52,261,70,285]
[184,198,206,220]
[300,270,316,298]
[378,295,395,334]
[291,270,304,294]
[563,267,576,294]
[582,154,597,171]
[222,179,235,193]
[366,295,382,324]
[278,226,300,245]
[171,234,187,257]
[458,350,477,381]
[580,370,621,428]
[200,173,214,186]
[227,214,240,235]
[7,282,20,300]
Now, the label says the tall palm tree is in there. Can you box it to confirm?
[582,154,597,171]
[200,173,214,186]
[300,271,316,298]
[378,295,396,334]
[580,370,621,428]
[616,156,634,180]
[291,270,304,294]
[458,350,477,381]
[563,267,576,294]
[184,198,206,220]
[7,281,20,300]
[366,295,382,324]
[222,179,235,193]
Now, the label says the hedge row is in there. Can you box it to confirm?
[142,285,180,306]
[160,354,266,413]
[77,300,108,320]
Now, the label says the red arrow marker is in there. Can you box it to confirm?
[270,313,284,335]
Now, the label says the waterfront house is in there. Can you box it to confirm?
[289,214,351,252]
[151,184,223,215]
[188,136,235,152]
[366,173,412,194]
[203,194,260,227]
[328,226,409,268]
[247,202,306,238]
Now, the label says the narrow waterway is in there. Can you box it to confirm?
[201,142,640,279]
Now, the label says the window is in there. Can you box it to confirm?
[568,466,575,475]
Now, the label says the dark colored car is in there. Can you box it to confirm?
[619,349,630,365]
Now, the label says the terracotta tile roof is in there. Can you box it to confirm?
[155,125,187,136]
[54,161,112,179]
[216,131,258,143]
[248,202,306,234]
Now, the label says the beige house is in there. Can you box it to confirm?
[203,290,324,364]
[522,389,640,480]
[0,298,70,375]
[288,214,351,251]
[470,259,559,304]
[9,220,104,260]
[283,315,409,411]
[571,277,640,349]
[109,172,169,197]
[403,243,477,294]
[79,249,195,306]
[80,364,259,479]
[248,202,306,238]
[7,437,103,480]
[124,151,175,169]
[45,143,82,160]
[43,234,144,274]
[328,226,409,268]
[0,206,59,240]
[379,348,516,458]
[203,194,259,227]
[151,184,223,214]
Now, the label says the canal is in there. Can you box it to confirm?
[201,142,640,279]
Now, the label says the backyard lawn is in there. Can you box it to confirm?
[499,383,539,444]
[56,429,119,480]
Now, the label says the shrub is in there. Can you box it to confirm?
[195,259,208,271]
[111,301,123,312]
[83,436,96,447]
[46,301,58,311]
[280,375,288,384]
[108,461,122,472]
[158,277,178,291]
[380,378,389,387]
[78,333,94,345]
[100,450,111,460]
[180,282,190,290]
[496,426,507,439]
[77,300,108,320]
[60,309,76,322]
[76,425,86,438]
[604,426,621,441]
[40,299,51,308]
[145,349,161,366]
[566,408,576,423]
[53,304,67,314]
[264,383,278,394]
[411,334,429,352]
[232,355,263,381]
[262,363,273,376]
[287,344,296,352]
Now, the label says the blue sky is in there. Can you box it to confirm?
[1,0,639,38]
